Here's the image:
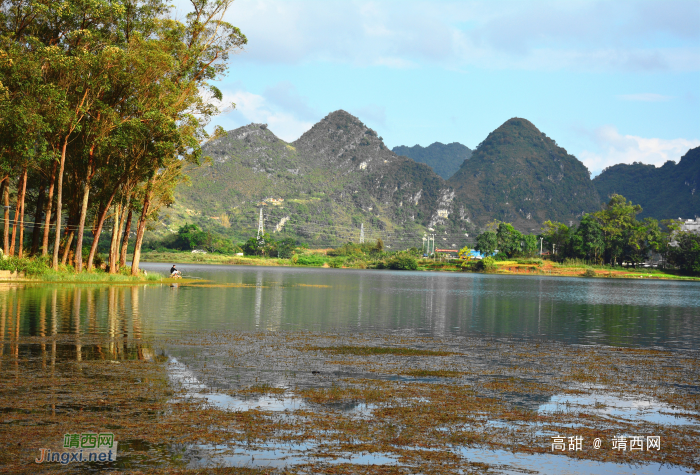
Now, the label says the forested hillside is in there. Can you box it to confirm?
[593,147,700,220]
[447,118,601,232]
[167,111,475,248]
[392,142,472,180]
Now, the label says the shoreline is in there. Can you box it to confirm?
[137,251,700,282]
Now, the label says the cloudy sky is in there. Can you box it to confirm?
[201,0,699,176]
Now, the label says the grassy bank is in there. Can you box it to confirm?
[485,258,700,281]
[0,256,163,283]
[137,250,700,281]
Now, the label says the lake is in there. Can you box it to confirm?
[5,263,699,349]
[2,264,699,474]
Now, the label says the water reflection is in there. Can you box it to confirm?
[1,265,699,349]
[0,284,153,365]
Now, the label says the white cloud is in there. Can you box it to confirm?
[223,0,700,72]
[213,87,315,142]
[617,93,674,102]
[579,125,700,176]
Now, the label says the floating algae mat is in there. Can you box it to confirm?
[2,327,699,472]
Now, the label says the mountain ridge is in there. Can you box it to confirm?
[446,118,600,231]
[159,111,692,248]
[593,146,700,220]
[392,142,472,180]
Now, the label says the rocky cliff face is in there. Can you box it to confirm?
[166,113,626,246]
[593,146,700,220]
[447,118,601,231]
[169,111,465,246]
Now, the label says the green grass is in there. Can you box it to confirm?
[0,256,162,282]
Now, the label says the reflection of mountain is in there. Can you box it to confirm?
[593,146,700,219]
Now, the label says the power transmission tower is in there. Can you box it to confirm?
[359,223,365,244]
[256,208,265,244]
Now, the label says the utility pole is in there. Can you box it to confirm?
[540,237,543,255]
[257,208,264,245]
[359,223,365,244]
[422,233,427,255]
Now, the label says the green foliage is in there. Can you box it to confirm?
[583,268,597,277]
[177,223,207,250]
[476,256,496,271]
[475,231,497,257]
[522,234,539,257]
[387,253,418,270]
[496,223,522,257]
[375,238,384,252]
[593,147,700,221]
[328,257,346,268]
[0,256,51,276]
[294,254,328,266]
[669,232,700,275]
[458,245,471,259]
[570,215,605,263]
[460,260,478,271]
[446,118,601,229]
[515,258,543,265]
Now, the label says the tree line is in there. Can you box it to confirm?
[0,0,245,274]
[473,194,699,275]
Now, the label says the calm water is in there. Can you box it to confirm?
[2,263,699,349]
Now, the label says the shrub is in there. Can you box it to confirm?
[494,252,508,261]
[460,260,477,271]
[476,256,496,272]
[387,254,418,270]
[328,257,345,268]
[583,268,596,278]
[0,256,51,276]
[295,254,327,266]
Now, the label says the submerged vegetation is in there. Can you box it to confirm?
[2,330,697,473]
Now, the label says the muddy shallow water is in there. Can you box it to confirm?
[1,264,699,473]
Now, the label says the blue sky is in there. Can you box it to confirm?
[199,0,700,176]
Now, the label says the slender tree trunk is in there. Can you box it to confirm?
[42,161,57,257]
[60,206,78,266]
[1,176,8,256]
[86,188,120,271]
[131,178,154,276]
[16,168,28,258]
[108,203,121,273]
[87,198,117,270]
[52,137,69,269]
[61,230,74,266]
[114,201,128,272]
[31,183,46,255]
[74,179,91,272]
[120,205,132,268]
[9,172,24,256]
